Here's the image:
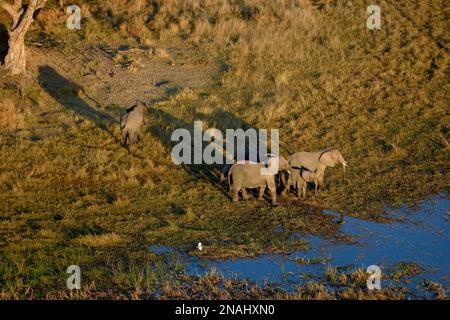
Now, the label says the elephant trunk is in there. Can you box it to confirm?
[342,161,348,182]
[338,153,348,182]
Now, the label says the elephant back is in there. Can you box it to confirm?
[289,151,321,172]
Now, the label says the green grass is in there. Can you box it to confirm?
[0,0,448,299]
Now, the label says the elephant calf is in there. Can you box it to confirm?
[120,101,148,153]
[228,161,278,205]
[281,167,319,199]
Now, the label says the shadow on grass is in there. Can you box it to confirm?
[37,65,125,148]
[146,106,225,196]
[146,105,275,201]
[0,23,8,65]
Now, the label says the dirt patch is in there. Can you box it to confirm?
[29,43,218,110]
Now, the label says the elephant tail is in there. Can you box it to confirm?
[227,167,233,191]
[123,132,129,147]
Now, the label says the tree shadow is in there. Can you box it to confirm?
[0,23,8,64]
[37,65,121,146]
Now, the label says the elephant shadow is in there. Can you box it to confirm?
[146,106,279,201]
[146,107,226,196]
[146,106,350,244]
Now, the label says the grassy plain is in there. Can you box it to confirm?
[0,0,448,299]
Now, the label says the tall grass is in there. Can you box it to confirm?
[0,0,448,299]
[142,0,450,211]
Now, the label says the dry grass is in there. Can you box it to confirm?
[157,271,409,300]
[0,98,24,129]
[73,233,127,247]
[0,0,448,299]
[141,0,450,213]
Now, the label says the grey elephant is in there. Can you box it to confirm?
[288,149,348,190]
[227,161,278,205]
[220,154,289,185]
[273,154,290,187]
[281,166,319,199]
[120,101,148,153]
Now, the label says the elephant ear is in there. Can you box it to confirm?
[279,156,289,171]
[319,149,338,167]
[137,101,146,109]
[266,156,280,174]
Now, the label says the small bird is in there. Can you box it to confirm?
[197,242,203,251]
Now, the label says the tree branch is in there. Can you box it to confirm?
[1,0,24,29]
[2,0,47,75]
[8,0,47,36]
[36,0,47,10]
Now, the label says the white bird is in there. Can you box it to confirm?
[197,242,203,251]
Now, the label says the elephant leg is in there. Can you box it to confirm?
[281,184,290,196]
[123,133,132,154]
[128,133,138,153]
[314,168,325,190]
[123,132,128,146]
[233,185,240,202]
[280,172,289,189]
[269,188,277,205]
[318,176,324,191]
[241,188,249,201]
[258,185,266,200]
[128,132,135,145]
[267,179,278,205]
[280,173,285,188]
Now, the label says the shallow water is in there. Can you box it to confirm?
[150,193,449,297]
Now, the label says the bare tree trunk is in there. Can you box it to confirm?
[1,0,47,76]
[4,29,26,75]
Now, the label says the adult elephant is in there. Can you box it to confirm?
[220,154,289,184]
[288,149,348,190]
